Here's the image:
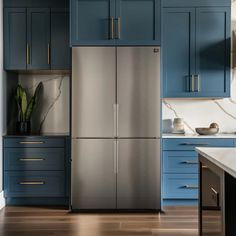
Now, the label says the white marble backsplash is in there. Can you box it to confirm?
[19,74,70,134]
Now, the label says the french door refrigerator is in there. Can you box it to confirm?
[71,47,161,210]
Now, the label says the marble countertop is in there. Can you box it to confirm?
[162,133,236,139]
[196,147,236,178]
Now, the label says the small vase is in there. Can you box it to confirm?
[17,121,31,134]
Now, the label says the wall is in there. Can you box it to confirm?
[18,74,70,134]
[162,2,236,134]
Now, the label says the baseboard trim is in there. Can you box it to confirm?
[0,191,5,210]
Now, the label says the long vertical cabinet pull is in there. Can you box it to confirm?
[116,104,119,137]
[110,17,114,39]
[117,17,121,39]
[48,43,51,65]
[114,104,117,137]
[26,43,30,65]
[191,75,194,92]
[197,75,201,92]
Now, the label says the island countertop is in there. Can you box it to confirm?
[196,147,236,179]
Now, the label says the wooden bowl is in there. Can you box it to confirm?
[195,128,219,135]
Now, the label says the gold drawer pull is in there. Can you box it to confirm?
[182,161,198,164]
[202,165,208,169]
[19,158,45,161]
[183,185,198,189]
[19,181,45,185]
[19,141,44,144]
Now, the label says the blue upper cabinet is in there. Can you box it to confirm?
[163,8,195,97]
[70,0,116,45]
[163,4,231,98]
[195,7,230,97]
[4,8,27,70]
[27,8,50,70]
[70,0,161,46]
[115,0,161,45]
[4,7,71,71]
[51,9,71,70]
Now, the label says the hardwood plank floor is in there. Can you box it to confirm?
[0,206,198,236]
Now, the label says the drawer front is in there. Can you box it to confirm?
[4,137,65,148]
[4,148,65,171]
[162,174,198,199]
[163,138,234,151]
[4,171,65,197]
[163,151,198,173]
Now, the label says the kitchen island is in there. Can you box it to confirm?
[196,148,236,236]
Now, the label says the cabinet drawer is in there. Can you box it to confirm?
[4,137,65,148]
[162,174,198,199]
[163,151,198,173]
[162,138,234,151]
[4,148,65,171]
[4,171,65,197]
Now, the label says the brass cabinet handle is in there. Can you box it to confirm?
[26,43,30,65]
[19,158,45,161]
[183,185,198,189]
[202,165,208,169]
[197,74,200,92]
[191,75,194,92]
[19,181,45,185]
[182,161,198,164]
[110,17,114,39]
[19,141,44,144]
[48,43,50,65]
[117,17,121,39]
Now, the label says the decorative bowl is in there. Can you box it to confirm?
[195,128,219,135]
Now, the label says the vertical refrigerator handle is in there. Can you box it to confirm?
[113,104,119,137]
[113,141,117,173]
[113,104,117,137]
[116,141,119,173]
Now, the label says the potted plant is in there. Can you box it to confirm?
[15,82,43,134]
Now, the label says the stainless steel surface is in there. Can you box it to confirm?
[117,47,160,138]
[71,139,116,209]
[117,139,160,209]
[72,47,116,138]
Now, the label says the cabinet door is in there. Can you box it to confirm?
[163,8,195,97]
[117,139,160,209]
[70,0,116,45]
[72,47,116,138]
[195,7,230,97]
[4,8,27,70]
[117,47,160,138]
[71,139,116,209]
[115,0,160,45]
[27,8,50,70]
[51,9,71,70]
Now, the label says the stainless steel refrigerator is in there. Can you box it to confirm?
[71,47,161,210]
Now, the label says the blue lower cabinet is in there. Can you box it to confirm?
[162,174,198,199]
[4,171,65,197]
[3,136,70,206]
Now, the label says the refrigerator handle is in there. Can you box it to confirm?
[116,141,119,173]
[113,104,117,137]
[113,141,117,173]
[116,104,119,137]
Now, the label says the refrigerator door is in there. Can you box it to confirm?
[117,47,161,138]
[71,139,116,210]
[117,139,161,210]
[72,47,116,138]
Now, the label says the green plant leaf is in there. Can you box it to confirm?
[25,82,43,121]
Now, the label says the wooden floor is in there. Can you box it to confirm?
[0,206,198,236]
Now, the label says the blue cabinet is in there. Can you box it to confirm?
[162,138,234,206]
[51,9,71,70]
[4,8,71,71]
[3,136,70,206]
[27,8,50,70]
[70,0,161,46]
[163,6,231,98]
[4,8,27,70]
